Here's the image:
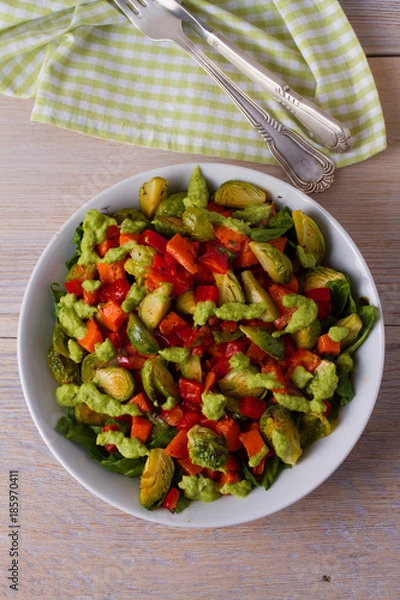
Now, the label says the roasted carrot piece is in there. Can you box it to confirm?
[99,299,127,332]
[214,417,242,451]
[78,318,103,353]
[165,430,189,459]
[159,311,188,335]
[128,392,153,413]
[130,416,153,443]
[166,234,198,274]
[202,371,217,394]
[316,333,341,356]
[267,237,287,252]
[234,237,259,268]
[214,225,247,253]
[239,427,268,462]
[176,457,203,476]
[97,261,126,284]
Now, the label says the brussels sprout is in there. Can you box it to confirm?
[139,448,174,510]
[74,402,109,425]
[155,192,187,217]
[142,356,179,407]
[47,346,80,385]
[335,313,363,348]
[239,325,285,360]
[291,318,321,350]
[248,241,293,285]
[218,369,266,398]
[52,323,71,358]
[241,270,279,322]
[81,352,118,383]
[126,313,160,355]
[260,405,302,466]
[138,282,173,330]
[182,207,215,241]
[152,216,189,238]
[292,210,325,269]
[214,270,245,304]
[94,366,135,402]
[299,413,332,447]
[214,180,268,208]
[299,266,348,291]
[139,176,168,219]
[175,289,197,316]
[187,425,228,471]
[180,353,203,383]
[125,244,157,284]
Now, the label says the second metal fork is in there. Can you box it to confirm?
[112,0,335,193]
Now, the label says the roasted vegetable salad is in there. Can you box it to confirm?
[49,166,377,513]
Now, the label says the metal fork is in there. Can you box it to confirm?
[112,0,335,193]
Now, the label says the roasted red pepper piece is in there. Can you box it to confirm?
[178,377,203,404]
[140,229,168,253]
[195,285,218,303]
[99,278,131,304]
[239,396,268,420]
[65,279,83,296]
[177,411,201,432]
[197,247,228,274]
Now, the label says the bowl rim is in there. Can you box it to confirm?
[17,162,385,528]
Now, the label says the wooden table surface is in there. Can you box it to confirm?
[1,2,399,598]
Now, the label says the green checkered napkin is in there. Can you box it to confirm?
[0,0,386,167]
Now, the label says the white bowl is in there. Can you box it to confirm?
[18,163,384,528]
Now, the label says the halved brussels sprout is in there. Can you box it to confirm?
[335,313,363,348]
[126,313,160,355]
[249,241,293,285]
[214,270,245,304]
[94,366,135,402]
[182,206,215,241]
[218,369,265,398]
[74,402,109,425]
[187,425,228,471]
[214,180,268,208]
[155,192,186,217]
[125,244,157,284]
[139,176,169,219]
[175,289,197,316]
[52,323,71,358]
[138,282,172,330]
[152,216,189,238]
[142,356,179,407]
[239,325,285,360]
[180,353,203,383]
[81,352,117,383]
[291,318,321,350]
[292,210,325,269]
[241,270,279,322]
[299,266,348,291]
[139,448,174,510]
[47,346,80,385]
[259,405,302,466]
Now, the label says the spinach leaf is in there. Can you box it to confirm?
[326,279,357,317]
[56,416,108,461]
[65,224,84,270]
[346,305,378,354]
[100,454,146,478]
[50,283,66,320]
[335,369,354,406]
[250,209,293,242]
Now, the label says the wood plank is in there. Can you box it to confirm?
[339,0,400,55]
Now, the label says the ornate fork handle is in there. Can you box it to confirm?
[177,33,334,193]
